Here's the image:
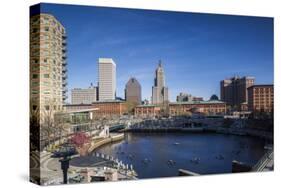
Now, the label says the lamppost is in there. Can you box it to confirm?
[52,144,77,184]
[60,156,70,184]
[89,111,93,136]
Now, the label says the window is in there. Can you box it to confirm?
[45,105,50,111]
[44,27,49,32]
[32,105,37,110]
[32,82,39,86]
[43,82,49,86]
[32,66,39,71]
[32,74,38,79]
[43,74,49,78]
[44,58,48,63]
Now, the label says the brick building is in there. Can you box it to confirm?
[169,100,226,116]
[64,100,127,118]
[134,105,161,118]
[91,100,127,117]
[220,76,255,108]
[247,85,274,113]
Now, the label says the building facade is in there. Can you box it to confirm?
[247,85,274,113]
[71,84,97,104]
[169,100,227,116]
[98,58,116,101]
[125,77,142,104]
[30,13,67,122]
[152,61,169,104]
[220,76,255,108]
[134,105,161,118]
[64,104,93,111]
[176,92,193,102]
[91,101,127,117]
[192,97,204,102]
[65,101,127,118]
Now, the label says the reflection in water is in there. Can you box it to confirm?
[95,133,265,178]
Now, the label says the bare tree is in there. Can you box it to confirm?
[41,106,55,149]
[30,108,40,151]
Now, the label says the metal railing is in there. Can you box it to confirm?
[252,149,273,171]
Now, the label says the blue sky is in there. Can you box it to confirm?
[37,3,273,102]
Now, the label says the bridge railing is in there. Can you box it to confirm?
[252,149,273,171]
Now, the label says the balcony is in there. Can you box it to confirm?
[62,74,68,80]
[62,80,67,86]
[62,39,67,46]
[62,59,67,65]
[62,54,67,60]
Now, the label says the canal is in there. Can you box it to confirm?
[95,132,266,178]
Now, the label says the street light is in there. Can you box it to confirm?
[89,111,93,136]
[52,144,77,184]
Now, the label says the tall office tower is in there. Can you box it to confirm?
[71,84,97,104]
[125,77,142,104]
[220,76,255,108]
[98,58,116,101]
[30,13,67,122]
[152,61,169,104]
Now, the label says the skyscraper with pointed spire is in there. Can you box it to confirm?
[152,60,169,104]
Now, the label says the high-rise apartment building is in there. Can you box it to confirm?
[220,76,254,108]
[247,85,274,113]
[30,13,67,122]
[71,84,97,104]
[125,77,142,104]
[152,61,169,104]
[98,58,116,101]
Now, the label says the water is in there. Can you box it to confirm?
[95,132,266,178]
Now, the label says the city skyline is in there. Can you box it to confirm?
[37,3,273,102]
[29,3,274,185]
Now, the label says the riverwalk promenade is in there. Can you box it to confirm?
[33,132,137,185]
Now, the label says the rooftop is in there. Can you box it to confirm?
[98,58,116,66]
[64,104,92,107]
[136,104,158,107]
[92,100,125,104]
[169,100,225,105]
[248,84,274,89]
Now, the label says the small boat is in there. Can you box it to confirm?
[173,142,180,145]
[127,154,134,160]
[190,157,200,164]
[167,160,176,165]
[215,155,224,160]
[142,158,150,164]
